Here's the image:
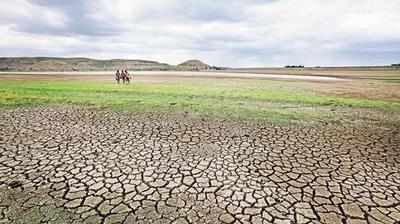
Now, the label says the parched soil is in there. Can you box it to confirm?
[304,80,400,102]
[225,68,400,79]
[0,106,399,224]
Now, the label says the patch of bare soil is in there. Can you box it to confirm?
[0,106,399,223]
[304,80,400,102]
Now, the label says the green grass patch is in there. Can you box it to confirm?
[0,80,399,122]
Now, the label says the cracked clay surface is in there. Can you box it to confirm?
[0,106,399,224]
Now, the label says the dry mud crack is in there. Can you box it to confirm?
[0,106,399,224]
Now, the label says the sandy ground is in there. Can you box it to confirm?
[0,71,345,82]
[225,68,400,79]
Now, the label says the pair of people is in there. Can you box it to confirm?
[115,69,131,84]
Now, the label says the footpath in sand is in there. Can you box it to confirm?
[0,106,399,223]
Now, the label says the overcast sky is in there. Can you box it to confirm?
[0,0,399,67]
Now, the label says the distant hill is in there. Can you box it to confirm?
[0,57,225,72]
[177,59,211,71]
[0,57,174,72]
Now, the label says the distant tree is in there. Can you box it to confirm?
[391,63,400,67]
[285,65,304,68]
[208,66,223,70]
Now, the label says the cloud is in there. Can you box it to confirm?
[0,0,67,34]
[0,0,399,66]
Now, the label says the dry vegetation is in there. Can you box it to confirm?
[226,67,400,79]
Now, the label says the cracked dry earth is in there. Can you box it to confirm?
[0,107,400,224]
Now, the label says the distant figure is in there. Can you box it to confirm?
[124,69,131,84]
[121,69,126,84]
[115,70,121,84]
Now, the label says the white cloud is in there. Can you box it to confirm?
[0,0,66,29]
[0,0,399,66]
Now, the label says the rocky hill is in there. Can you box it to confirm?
[177,59,211,71]
[0,57,175,72]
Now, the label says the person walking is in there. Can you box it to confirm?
[124,69,130,84]
[115,70,121,84]
[121,69,127,84]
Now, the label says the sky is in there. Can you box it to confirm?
[0,0,399,67]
